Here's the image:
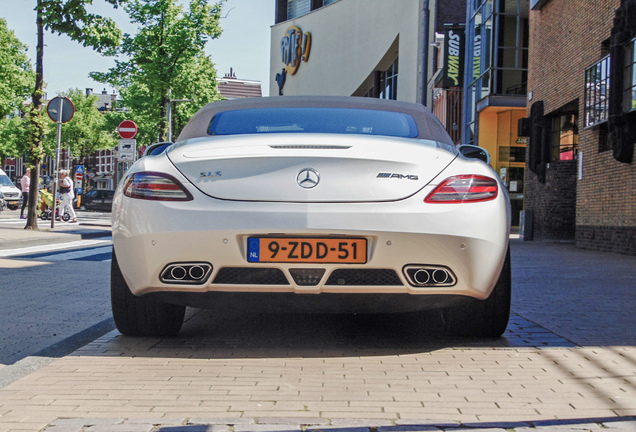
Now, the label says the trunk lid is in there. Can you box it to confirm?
[168,134,457,203]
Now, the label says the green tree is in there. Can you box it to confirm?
[0,18,35,166]
[91,0,225,144]
[0,19,33,119]
[0,116,30,165]
[25,0,125,229]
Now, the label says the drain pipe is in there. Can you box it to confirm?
[421,0,430,107]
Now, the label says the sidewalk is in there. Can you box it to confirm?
[0,209,111,250]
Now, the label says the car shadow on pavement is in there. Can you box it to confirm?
[92,307,577,361]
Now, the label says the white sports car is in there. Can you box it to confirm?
[111,96,511,337]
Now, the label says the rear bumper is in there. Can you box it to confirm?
[113,188,510,308]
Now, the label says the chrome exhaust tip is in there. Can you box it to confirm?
[160,262,213,285]
[403,265,456,287]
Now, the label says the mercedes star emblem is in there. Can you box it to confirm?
[297,168,320,189]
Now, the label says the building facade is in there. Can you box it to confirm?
[524,0,635,255]
[270,0,433,105]
[461,0,529,228]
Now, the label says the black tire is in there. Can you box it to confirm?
[40,212,48,220]
[8,205,18,211]
[62,212,70,221]
[441,245,511,337]
[111,247,186,337]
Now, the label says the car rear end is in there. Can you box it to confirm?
[112,134,509,312]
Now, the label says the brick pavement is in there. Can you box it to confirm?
[0,239,634,431]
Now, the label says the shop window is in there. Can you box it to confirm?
[363,58,399,100]
[623,38,636,113]
[584,56,610,127]
[380,59,399,100]
[550,114,578,161]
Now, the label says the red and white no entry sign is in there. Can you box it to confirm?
[118,120,138,139]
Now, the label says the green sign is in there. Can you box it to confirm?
[443,26,465,88]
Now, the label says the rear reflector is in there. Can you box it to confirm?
[123,172,193,201]
[424,175,498,203]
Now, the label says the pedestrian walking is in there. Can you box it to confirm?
[20,168,30,219]
[58,170,77,223]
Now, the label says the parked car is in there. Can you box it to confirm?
[0,169,22,210]
[111,96,511,338]
[80,189,115,211]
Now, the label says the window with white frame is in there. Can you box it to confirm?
[97,150,113,173]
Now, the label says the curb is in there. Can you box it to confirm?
[0,226,111,251]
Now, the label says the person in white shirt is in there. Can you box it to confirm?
[20,168,30,219]
[58,170,77,223]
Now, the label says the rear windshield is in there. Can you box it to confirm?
[207,107,419,138]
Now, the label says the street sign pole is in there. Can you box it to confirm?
[51,98,63,229]
[46,96,75,229]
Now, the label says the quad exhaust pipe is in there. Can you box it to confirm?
[160,262,213,285]
[403,265,456,287]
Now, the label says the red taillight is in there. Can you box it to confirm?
[424,175,498,203]
[123,172,193,201]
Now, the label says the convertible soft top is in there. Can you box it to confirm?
[177,96,454,145]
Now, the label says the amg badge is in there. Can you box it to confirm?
[377,173,419,180]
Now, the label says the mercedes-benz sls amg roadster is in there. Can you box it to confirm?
[111,96,511,337]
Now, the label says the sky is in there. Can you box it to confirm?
[0,0,275,98]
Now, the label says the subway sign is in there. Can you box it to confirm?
[443,25,465,88]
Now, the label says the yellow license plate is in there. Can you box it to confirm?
[247,237,367,264]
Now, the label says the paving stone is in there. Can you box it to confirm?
[41,425,84,432]
[123,418,185,425]
[377,426,440,432]
[85,424,154,432]
[304,427,370,432]
[256,417,329,425]
[233,425,302,432]
[159,426,226,432]
[328,419,394,427]
[394,420,460,428]
[601,419,636,430]
[460,422,532,429]
[51,417,125,426]
[189,418,255,426]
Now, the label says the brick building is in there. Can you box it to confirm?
[524,0,636,255]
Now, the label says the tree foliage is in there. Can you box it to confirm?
[0,18,34,119]
[37,0,125,54]
[91,0,225,143]
[0,116,30,163]
[0,18,35,165]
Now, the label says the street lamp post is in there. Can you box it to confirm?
[166,91,192,142]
